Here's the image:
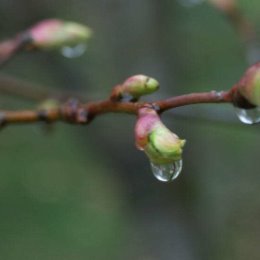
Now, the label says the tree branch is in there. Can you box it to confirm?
[0,89,234,127]
[156,90,232,112]
[0,18,244,128]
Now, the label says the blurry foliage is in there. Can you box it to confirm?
[0,0,260,259]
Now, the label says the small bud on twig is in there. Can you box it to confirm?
[37,98,60,110]
[135,106,185,182]
[110,75,159,102]
[28,19,92,50]
[237,62,260,107]
[135,107,185,164]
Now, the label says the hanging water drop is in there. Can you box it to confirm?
[150,160,183,182]
[61,43,87,58]
[177,0,205,8]
[235,107,260,124]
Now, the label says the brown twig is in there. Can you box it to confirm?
[0,17,245,128]
[0,89,235,127]
[156,90,232,112]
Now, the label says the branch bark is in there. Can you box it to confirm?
[0,19,243,128]
[0,90,234,126]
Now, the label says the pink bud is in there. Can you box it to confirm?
[135,107,160,150]
[110,75,159,101]
[28,19,92,49]
[135,107,185,164]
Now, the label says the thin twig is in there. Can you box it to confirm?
[0,89,234,126]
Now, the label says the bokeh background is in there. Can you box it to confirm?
[0,0,260,259]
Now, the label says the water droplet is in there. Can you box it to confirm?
[150,160,183,182]
[177,0,205,8]
[61,43,87,58]
[235,106,260,124]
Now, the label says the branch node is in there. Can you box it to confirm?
[0,112,7,129]
[37,110,52,123]
[150,103,161,112]
[61,99,89,124]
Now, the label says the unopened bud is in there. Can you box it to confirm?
[237,62,260,107]
[37,98,60,110]
[111,75,159,101]
[135,107,185,164]
[28,19,92,49]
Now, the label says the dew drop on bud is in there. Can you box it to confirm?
[61,43,87,58]
[177,0,205,8]
[235,107,260,124]
[150,160,183,182]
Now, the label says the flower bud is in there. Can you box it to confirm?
[28,19,92,49]
[237,62,260,107]
[111,75,159,101]
[37,99,60,110]
[135,107,185,164]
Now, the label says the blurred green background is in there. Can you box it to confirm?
[0,0,260,259]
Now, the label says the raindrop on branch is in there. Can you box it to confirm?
[150,160,183,182]
[235,107,260,124]
[61,43,87,58]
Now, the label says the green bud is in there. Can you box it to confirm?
[118,75,159,100]
[29,19,92,49]
[237,62,260,106]
[145,125,186,164]
[37,99,60,110]
[135,107,186,164]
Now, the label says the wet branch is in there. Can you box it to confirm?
[0,89,235,127]
[0,17,245,128]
